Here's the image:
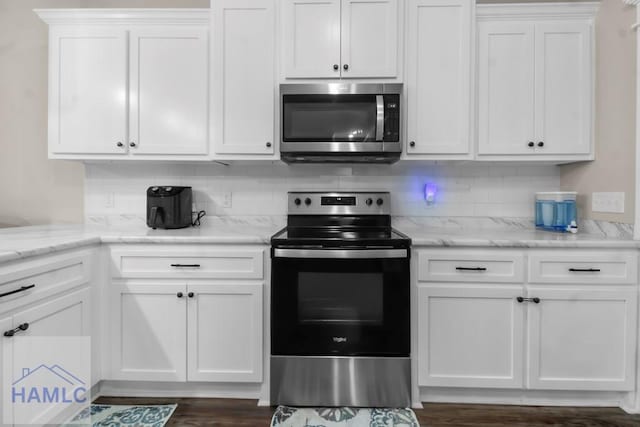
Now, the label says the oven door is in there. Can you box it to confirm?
[271,248,410,357]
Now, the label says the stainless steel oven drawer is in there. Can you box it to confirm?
[271,356,411,407]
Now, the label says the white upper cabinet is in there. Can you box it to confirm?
[49,28,128,155]
[37,9,210,160]
[477,22,535,155]
[534,22,591,155]
[129,28,208,156]
[212,0,276,157]
[283,0,341,78]
[282,0,399,79]
[477,3,596,159]
[405,0,472,158]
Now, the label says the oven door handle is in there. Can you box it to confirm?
[375,95,384,141]
[273,248,407,259]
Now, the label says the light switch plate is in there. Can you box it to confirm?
[592,192,625,214]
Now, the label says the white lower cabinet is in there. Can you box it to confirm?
[1,288,91,426]
[527,287,637,391]
[110,281,263,383]
[0,315,12,427]
[187,283,262,382]
[110,283,187,382]
[418,285,524,388]
[417,249,638,393]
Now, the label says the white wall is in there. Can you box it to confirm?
[85,163,560,221]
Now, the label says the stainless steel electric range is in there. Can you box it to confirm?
[270,192,411,407]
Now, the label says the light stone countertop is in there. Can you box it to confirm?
[0,216,636,265]
[0,217,286,265]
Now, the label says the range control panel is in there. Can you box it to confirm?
[288,192,391,215]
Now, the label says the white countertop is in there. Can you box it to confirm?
[0,217,285,264]
[0,217,636,265]
[395,226,639,249]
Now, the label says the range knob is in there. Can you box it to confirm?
[376,198,384,206]
[366,198,373,206]
[165,186,173,192]
[294,198,301,206]
[304,198,312,206]
[151,186,159,193]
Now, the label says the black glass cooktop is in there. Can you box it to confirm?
[271,226,411,248]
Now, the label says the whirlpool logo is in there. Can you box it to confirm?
[332,337,348,343]
[11,364,87,404]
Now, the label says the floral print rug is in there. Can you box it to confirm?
[62,404,177,426]
[270,406,421,427]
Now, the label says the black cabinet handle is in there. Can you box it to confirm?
[333,64,339,71]
[266,142,272,148]
[455,267,487,271]
[188,292,195,298]
[170,264,201,268]
[409,141,416,147]
[537,141,544,147]
[177,292,184,298]
[0,284,35,299]
[4,323,29,337]
[528,141,535,147]
[343,64,349,71]
[517,297,540,304]
[569,268,601,273]
[130,142,137,148]
[116,141,124,147]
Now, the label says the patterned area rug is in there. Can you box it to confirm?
[271,406,421,427]
[63,404,177,426]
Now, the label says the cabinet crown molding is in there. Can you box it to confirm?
[476,2,600,21]
[34,8,209,26]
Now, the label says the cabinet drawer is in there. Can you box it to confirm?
[111,248,265,279]
[529,252,638,284]
[0,253,90,311]
[418,250,524,283]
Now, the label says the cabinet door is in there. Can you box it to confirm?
[49,28,127,155]
[213,0,276,156]
[534,22,591,155]
[0,316,12,427]
[341,0,398,78]
[129,28,209,156]
[418,285,524,388]
[187,283,262,382]
[477,22,535,155]
[527,287,637,391]
[406,0,471,155]
[9,288,90,426]
[283,0,341,78]
[110,283,187,382]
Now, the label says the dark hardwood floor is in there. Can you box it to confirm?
[93,397,640,426]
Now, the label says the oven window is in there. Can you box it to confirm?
[283,95,377,142]
[297,272,383,325]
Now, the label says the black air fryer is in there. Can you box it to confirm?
[146,186,192,229]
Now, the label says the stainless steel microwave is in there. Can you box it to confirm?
[280,83,402,164]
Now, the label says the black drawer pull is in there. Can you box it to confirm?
[0,284,35,299]
[170,264,201,268]
[4,323,29,337]
[517,297,540,304]
[569,268,601,273]
[455,267,487,271]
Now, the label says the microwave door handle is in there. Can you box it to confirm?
[375,95,384,141]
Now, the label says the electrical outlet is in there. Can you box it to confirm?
[104,192,115,209]
[592,192,625,214]
[223,192,232,208]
